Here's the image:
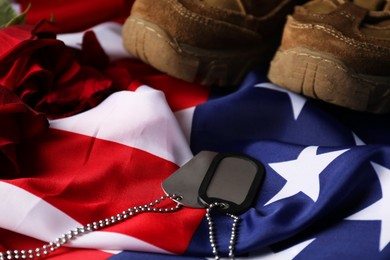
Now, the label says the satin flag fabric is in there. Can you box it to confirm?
[1,1,390,259]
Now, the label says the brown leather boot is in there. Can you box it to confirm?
[268,0,390,114]
[122,0,307,86]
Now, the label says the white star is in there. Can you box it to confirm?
[265,146,349,205]
[255,83,307,120]
[346,162,390,251]
[352,132,365,146]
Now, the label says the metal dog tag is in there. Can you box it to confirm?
[162,151,265,214]
[162,151,218,208]
[199,153,265,215]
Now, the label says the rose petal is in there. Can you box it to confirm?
[0,86,48,178]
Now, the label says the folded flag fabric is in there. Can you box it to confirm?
[0,1,390,259]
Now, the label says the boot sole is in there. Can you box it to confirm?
[122,16,271,87]
[268,47,390,113]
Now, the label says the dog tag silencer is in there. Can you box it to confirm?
[199,153,265,215]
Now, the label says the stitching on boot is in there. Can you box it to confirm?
[303,10,355,22]
[290,22,390,55]
[130,17,183,53]
[168,0,208,25]
[284,49,390,86]
[129,17,261,59]
[283,49,347,72]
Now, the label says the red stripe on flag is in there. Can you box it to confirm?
[16,0,134,33]
[3,128,204,254]
[129,76,210,112]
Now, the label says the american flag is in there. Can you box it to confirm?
[1,1,389,259]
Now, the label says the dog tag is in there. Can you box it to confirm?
[162,151,218,208]
[198,153,265,215]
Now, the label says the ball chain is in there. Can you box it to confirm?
[206,202,240,260]
[0,194,182,260]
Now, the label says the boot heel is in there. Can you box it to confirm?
[268,48,390,113]
[123,16,269,87]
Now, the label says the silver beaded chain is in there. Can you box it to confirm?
[0,194,182,260]
[206,202,240,260]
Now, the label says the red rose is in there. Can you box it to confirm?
[0,21,133,119]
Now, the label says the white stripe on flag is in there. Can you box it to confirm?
[57,22,130,60]
[49,87,193,167]
[174,107,195,145]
